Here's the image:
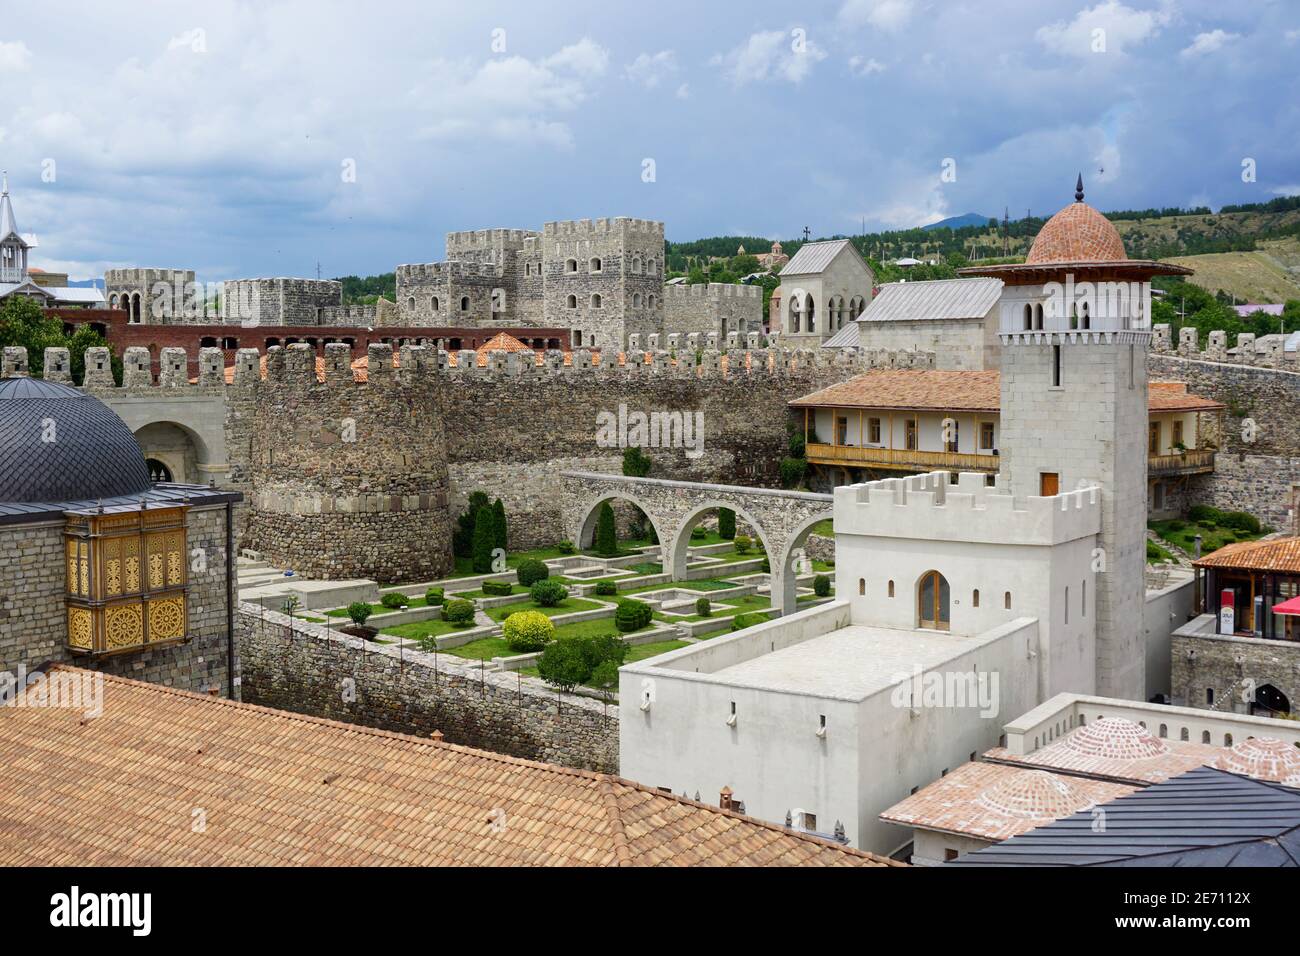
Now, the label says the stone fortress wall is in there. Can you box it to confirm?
[1149,324,1300,532]
[663,282,763,339]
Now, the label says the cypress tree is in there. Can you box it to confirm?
[492,498,507,551]
[595,501,618,557]
[472,505,496,573]
[717,507,736,540]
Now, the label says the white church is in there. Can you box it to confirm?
[619,181,1195,854]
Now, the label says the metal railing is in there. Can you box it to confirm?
[805,442,999,472]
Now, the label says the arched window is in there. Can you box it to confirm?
[887,580,895,598]
[917,570,950,630]
[632,293,642,307]
[859,578,865,596]
[589,257,602,273]
[1023,304,1033,330]
[1034,303,1044,330]
[648,294,657,309]
[590,293,602,308]
[1081,302,1091,330]
[431,296,440,311]
[1224,733,1233,746]
[566,258,578,273]
[790,297,801,333]
[972,589,980,608]
[566,294,577,309]
[408,296,416,311]
[648,259,658,275]
[1070,305,1079,330]
[145,459,173,483]
[1004,591,1012,610]
[459,296,470,311]
[109,293,118,308]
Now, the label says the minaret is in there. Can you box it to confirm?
[0,172,31,284]
[960,177,1193,700]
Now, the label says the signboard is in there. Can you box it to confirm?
[1219,588,1236,635]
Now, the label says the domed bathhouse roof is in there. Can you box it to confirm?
[0,377,152,503]
[1025,199,1128,265]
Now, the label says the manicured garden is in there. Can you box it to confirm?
[1149,505,1270,556]
[485,596,605,622]
[380,618,480,642]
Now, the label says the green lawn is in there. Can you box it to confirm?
[380,618,480,641]
[518,638,690,682]
[812,559,835,572]
[1146,538,1174,563]
[441,636,517,660]
[624,562,663,575]
[553,618,650,640]
[446,546,578,579]
[699,549,766,564]
[671,594,772,622]
[485,597,605,623]
[616,577,737,596]
[325,596,430,618]
[810,519,833,537]
[451,584,525,599]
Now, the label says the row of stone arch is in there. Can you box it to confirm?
[787,293,867,334]
[109,291,144,322]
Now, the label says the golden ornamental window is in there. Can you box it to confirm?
[63,504,189,656]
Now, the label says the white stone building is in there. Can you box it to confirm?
[776,239,874,347]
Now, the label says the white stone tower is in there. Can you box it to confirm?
[962,177,1193,699]
[0,172,31,284]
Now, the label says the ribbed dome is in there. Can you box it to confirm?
[1214,737,1300,783]
[1063,717,1168,760]
[1026,201,1128,265]
[976,770,1091,820]
[0,377,152,503]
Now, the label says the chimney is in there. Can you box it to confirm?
[719,786,734,811]
[431,730,444,742]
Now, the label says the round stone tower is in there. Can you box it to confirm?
[245,342,453,584]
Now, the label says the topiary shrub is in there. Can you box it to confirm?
[695,597,711,617]
[442,598,475,626]
[502,609,554,652]
[1188,504,1221,524]
[813,574,831,597]
[731,611,768,632]
[530,579,568,607]
[717,508,736,540]
[424,587,445,606]
[615,599,653,632]
[690,526,708,540]
[347,602,373,626]
[516,558,550,587]
[733,534,752,554]
[380,591,409,609]
[492,498,508,551]
[557,540,575,554]
[593,580,618,596]
[594,501,618,557]
[471,505,496,573]
[481,579,513,596]
[1221,510,1261,534]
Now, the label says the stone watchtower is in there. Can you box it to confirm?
[244,342,453,584]
[961,177,1194,700]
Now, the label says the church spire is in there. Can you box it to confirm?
[1074,172,1085,203]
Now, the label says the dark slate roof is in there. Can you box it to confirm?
[951,766,1300,867]
[0,482,241,526]
[0,376,152,504]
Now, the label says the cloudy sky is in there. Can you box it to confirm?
[1,0,1297,282]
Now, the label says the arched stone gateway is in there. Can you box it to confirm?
[559,472,832,616]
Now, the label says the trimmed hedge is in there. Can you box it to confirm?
[481,580,513,596]
[380,591,409,609]
[717,508,736,539]
[516,558,550,587]
[424,587,445,606]
[442,599,475,625]
[813,574,831,597]
[695,597,711,617]
[731,611,768,632]
[530,580,569,607]
[503,610,554,652]
[615,599,653,632]
[593,580,619,596]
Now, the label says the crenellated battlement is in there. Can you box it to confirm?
[445,228,541,248]
[1151,323,1298,370]
[543,217,665,238]
[664,282,761,300]
[834,469,1102,546]
[0,341,936,392]
[105,267,196,286]
[396,261,503,280]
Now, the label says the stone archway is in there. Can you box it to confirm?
[773,512,835,615]
[132,421,206,485]
[572,491,669,566]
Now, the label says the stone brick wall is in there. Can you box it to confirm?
[239,604,617,771]
[663,282,763,339]
[221,278,342,326]
[0,504,237,696]
[1171,631,1300,715]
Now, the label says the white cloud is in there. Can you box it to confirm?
[1286,29,1300,44]
[838,0,915,32]
[1036,1,1171,58]
[675,82,690,99]
[1180,29,1238,58]
[849,56,887,76]
[542,38,609,78]
[713,30,827,87]
[859,177,949,229]
[1273,184,1300,197]
[625,50,678,88]
[0,40,32,72]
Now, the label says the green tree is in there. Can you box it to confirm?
[453,490,490,557]
[471,505,496,573]
[0,296,114,384]
[492,498,507,551]
[537,639,589,692]
[622,446,652,477]
[594,501,618,557]
[717,508,736,540]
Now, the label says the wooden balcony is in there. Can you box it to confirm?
[805,442,1000,473]
[1149,448,1216,477]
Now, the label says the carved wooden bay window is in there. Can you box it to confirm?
[64,504,189,656]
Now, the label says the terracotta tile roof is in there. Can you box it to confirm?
[983,717,1222,786]
[880,762,1136,842]
[790,370,1221,416]
[0,667,899,867]
[478,331,531,353]
[1195,537,1300,574]
[1025,201,1128,265]
[1148,381,1226,412]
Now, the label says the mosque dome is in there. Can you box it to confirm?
[1062,716,1168,760]
[1026,177,1128,264]
[0,377,152,503]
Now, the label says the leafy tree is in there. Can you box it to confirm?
[594,501,618,557]
[622,446,652,477]
[346,602,373,626]
[516,558,549,587]
[717,508,736,540]
[0,296,115,384]
[453,491,490,557]
[529,579,568,607]
[492,498,507,551]
[471,505,496,573]
[537,639,588,692]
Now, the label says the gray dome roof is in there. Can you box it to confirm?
[0,377,152,503]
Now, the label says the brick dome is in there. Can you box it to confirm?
[1026,201,1128,265]
[1214,737,1300,783]
[975,769,1093,821]
[1063,717,1168,760]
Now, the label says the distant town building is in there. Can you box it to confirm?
[0,175,104,308]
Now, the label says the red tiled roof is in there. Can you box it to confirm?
[1026,201,1128,265]
[0,667,901,867]
[1195,537,1300,574]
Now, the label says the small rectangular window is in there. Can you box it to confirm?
[979,422,995,450]
[1052,345,1062,386]
[868,417,881,444]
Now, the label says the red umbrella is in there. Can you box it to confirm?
[1272,596,1300,616]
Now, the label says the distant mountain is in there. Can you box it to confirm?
[67,278,105,290]
[922,213,994,231]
